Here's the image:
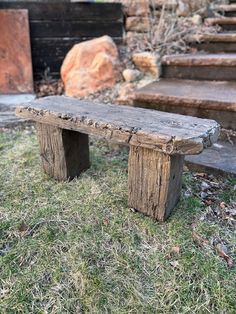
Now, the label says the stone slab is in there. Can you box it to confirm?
[187,33,236,43]
[190,42,236,54]
[162,65,236,81]
[0,94,35,111]
[162,53,236,67]
[214,4,236,12]
[0,94,34,128]
[134,79,236,112]
[0,111,28,128]
[0,9,33,94]
[206,17,236,26]
[185,141,236,177]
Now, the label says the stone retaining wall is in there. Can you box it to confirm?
[108,1,176,38]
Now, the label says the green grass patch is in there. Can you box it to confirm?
[0,128,235,313]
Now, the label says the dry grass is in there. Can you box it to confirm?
[143,0,219,56]
[0,127,235,313]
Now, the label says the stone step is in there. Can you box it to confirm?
[185,141,236,177]
[0,94,35,112]
[134,79,236,130]
[205,17,236,31]
[187,33,236,53]
[0,94,34,127]
[162,53,236,80]
[214,4,236,17]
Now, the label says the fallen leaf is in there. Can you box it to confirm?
[195,172,207,178]
[103,218,109,226]
[18,222,29,232]
[171,246,180,255]
[192,231,209,247]
[205,200,213,206]
[215,243,234,269]
[220,202,226,209]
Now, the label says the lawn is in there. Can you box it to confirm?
[0,127,235,313]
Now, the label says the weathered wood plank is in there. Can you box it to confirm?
[0,2,123,21]
[16,96,219,155]
[31,36,123,77]
[128,146,184,221]
[29,21,123,38]
[36,123,90,181]
[31,37,123,57]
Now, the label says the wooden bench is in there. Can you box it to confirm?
[16,96,219,221]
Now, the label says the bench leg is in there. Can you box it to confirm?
[36,123,90,181]
[128,145,184,221]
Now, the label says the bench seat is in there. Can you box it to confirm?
[16,96,219,221]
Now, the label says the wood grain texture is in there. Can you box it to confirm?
[0,2,123,21]
[15,96,220,156]
[128,146,184,221]
[36,123,90,181]
[30,21,123,38]
[31,37,123,58]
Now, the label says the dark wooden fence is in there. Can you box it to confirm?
[0,1,123,79]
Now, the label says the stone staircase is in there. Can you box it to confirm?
[187,33,236,53]
[162,53,236,80]
[134,1,236,176]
